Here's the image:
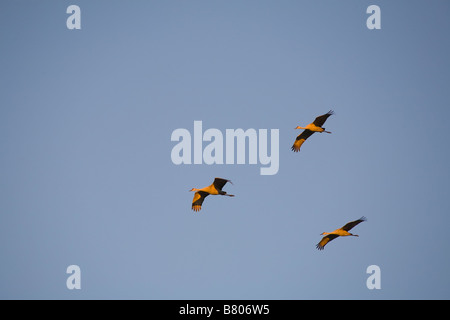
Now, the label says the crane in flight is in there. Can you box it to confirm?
[291,110,334,152]
[316,216,366,250]
[190,178,234,212]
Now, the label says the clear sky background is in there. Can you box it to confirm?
[1,0,449,299]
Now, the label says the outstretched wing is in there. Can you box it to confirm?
[291,130,315,152]
[213,178,232,191]
[341,216,367,231]
[312,110,334,127]
[316,234,339,250]
[192,191,209,212]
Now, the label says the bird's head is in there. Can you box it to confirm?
[295,126,302,129]
[189,188,197,192]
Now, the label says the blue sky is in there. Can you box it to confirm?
[1,0,450,299]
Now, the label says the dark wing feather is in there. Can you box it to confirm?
[341,216,367,231]
[312,110,334,127]
[316,234,339,250]
[213,178,231,191]
[192,191,209,212]
[291,130,315,152]
[296,129,315,141]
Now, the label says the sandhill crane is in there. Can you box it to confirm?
[190,178,234,212]
[316,216,366,250]
[291,110,334,152]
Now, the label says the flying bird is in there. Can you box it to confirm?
[291,110,334,152]
[316,216,366,250]
[190,178,234,212]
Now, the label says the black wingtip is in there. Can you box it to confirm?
[215,177,233,184]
